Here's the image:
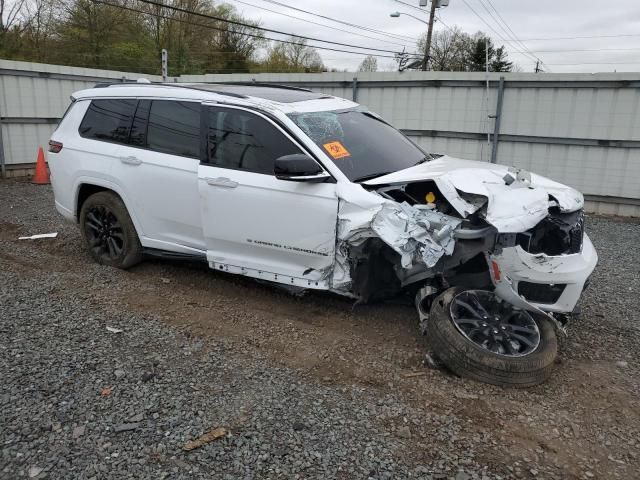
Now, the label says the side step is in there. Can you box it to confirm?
[143,248,207,263]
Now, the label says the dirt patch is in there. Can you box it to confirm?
[2,179,639,479]
[0,222,23,240]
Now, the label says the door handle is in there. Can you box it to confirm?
[205,177,238,188]
[120,156,142,166]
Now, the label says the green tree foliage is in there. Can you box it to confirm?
[0,0,327,75]
[491,45,513,72]
[257,36,324,73]
[415,27,514,72]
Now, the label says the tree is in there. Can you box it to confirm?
[358,55,377,72]
[0,0,266,75]
[467,34,495,72]
[260,36,324,73]
[1,0,29,57]
[412,28,514,72]
[491,45,513,72]
[424,26,469,72]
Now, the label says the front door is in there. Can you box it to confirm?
[197,105,338,288]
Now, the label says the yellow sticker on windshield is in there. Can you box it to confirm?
[323,141,351,160]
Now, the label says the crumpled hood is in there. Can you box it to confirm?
[364,156,584,232]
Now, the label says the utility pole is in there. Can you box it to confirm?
[422,0,438,71]
[161,49,168,82]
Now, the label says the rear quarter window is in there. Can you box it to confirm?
[78,99,137,144]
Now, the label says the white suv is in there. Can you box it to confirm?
[48,82,597,386]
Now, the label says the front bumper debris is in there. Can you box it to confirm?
[490,233,598,314]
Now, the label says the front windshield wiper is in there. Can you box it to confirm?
[413,156,430,166]
[353,172,394,183]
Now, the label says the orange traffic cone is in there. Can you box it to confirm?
[32,147,50,185]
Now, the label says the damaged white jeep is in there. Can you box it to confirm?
[49,82,597,386]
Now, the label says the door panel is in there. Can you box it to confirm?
[199,165,337,278]
[112,99,205,251]
[116,148,203,250]
[198,106,339,283]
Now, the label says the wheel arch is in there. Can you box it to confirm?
[74,179,144,238]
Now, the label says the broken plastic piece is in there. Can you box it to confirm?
[19,232,58,240]
[106,326,123,333]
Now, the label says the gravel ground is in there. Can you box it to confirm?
[1,178,639,480]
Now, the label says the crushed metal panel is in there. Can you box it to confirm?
[363,156,586,232]
[371,202,461,268]
[331,183,462,292]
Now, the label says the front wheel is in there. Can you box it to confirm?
[425,287,557,387]
[79,191,143,269]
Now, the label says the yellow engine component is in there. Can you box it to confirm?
[425,191,436,204]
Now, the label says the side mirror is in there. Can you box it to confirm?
[274,154,330,183]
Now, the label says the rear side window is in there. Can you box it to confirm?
[79,99,137,144]
[207,107,302,175]
[147,100,200,158]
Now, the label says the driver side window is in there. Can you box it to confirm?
[207,107,302,175]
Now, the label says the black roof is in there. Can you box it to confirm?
[187,83,332,103]
[96,81,332,103]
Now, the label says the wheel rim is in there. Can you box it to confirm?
[84,206,125,260]
[449,290,540,357]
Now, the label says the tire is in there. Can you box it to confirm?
[425,287,557,387]
[79,191,143,269]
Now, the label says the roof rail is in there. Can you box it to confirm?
[90,82,248,99]
[213,81,313,92]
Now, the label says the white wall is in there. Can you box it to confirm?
[2,61,639,215]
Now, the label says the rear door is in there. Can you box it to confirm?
[197,105,339,287]
[111,99,205,252]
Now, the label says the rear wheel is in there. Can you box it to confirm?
[80,191,142,269]
[425,287,557,387]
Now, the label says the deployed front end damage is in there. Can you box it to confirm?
[330,158,597,387]
[284,106,595,386]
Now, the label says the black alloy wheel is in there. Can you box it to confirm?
[425,287,558,387]
[79,191,143,269]
[450,290,541,357]
[84,205,125,260]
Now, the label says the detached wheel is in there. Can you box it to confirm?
[425,287,557,387]
[80,191,142,269]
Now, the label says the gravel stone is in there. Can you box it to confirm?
[1,179,639,480]
[113,423,141,433]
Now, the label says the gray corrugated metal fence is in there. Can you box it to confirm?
[0,60,166,177]
[2,59,639,216]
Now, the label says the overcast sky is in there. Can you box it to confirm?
[226,0,640,73]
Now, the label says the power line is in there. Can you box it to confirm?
[523,61,640,66]
[92,1,406,59]
[258,0,419,43]
[477,0,551,72]
[469,0,539,64]
[393,0,427,13]
[228,0,414,48]
[482,0,534,54]
[460,0,508,42]
[476,0,537,61]
[510,33,640,41]
[460,0,551,71]
[123,0,404,55]
[510,46,640,54]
